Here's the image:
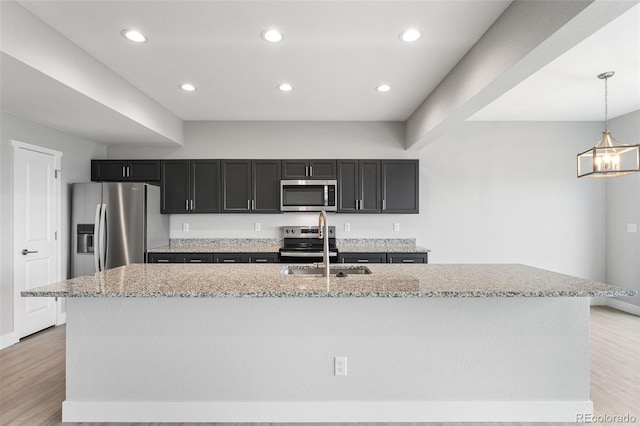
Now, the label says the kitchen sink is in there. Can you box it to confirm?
[281,265,372,275]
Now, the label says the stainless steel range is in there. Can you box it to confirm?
[279,226,337,263]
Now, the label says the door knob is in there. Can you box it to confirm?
[21,249,38,255]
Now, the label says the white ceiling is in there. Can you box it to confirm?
[16,0,511,121]
[1,1,638,147]
[471,3,640,122]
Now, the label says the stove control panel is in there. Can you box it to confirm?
[282,226,335,237]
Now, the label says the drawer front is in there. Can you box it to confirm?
[182,253,214,263]
[386,253,428,264]
[214,253,249,263]
[338,253,386,263]
[248,253,279,263]
[147,253,182,263]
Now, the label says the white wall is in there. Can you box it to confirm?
[0,112,106,339]
[606,110,640,308]
[108,120,606,281]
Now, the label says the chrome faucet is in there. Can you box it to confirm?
[318,210,330,289]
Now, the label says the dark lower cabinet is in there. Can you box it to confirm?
[338,253,386,263]
[222,160,281,213]
[214,253,279,263]
[148,252,278,263]
[92,160,160,182]
[386,253,428,264]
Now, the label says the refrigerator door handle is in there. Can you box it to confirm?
[93,203,101,273]
[99,203,107,271]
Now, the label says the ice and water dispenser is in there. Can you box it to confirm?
[76,224,94,254]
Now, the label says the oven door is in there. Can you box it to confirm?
[280,180,337,212]
[279,251,338,263]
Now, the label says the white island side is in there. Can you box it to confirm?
[23,263,635,423]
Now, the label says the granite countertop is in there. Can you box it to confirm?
[22,263,635,299]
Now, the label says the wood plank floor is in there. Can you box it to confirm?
[1,306,638,426]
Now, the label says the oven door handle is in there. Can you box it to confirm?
[279,251,337,257]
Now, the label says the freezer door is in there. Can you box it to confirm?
[103,182,146,269]
[71,183,102,278]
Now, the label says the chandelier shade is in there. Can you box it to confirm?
[577,71,640,178]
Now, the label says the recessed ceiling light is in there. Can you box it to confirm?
[180,83,196,92]
[376,84,391,93]
[399,28,421,42]
[262,29,284,43]
[121,29,147,43]
[278,83,293,92]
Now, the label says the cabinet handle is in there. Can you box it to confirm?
[186,200,189,211]
[402,259,414,263]
[127,166,131,178]
[157,259,169,263]
[382,199,386,210]
[355,200,359,210]
[252,199,255,210]
[247,200,251,210]
[223,259,236,263]
[309,166,313,176]
[357,259,369,263]
[189,259,202,263]
[122,166,126,177]
[305,166,309,176]
[360,199,364,210]
[190,199,194,210]
[254,259,267,263]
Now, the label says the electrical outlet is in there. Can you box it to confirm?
[344,222,351,232]
[255,222,261,231]
[393,222,400,232]
[334,356,347,376]
[628,223,637,233]
[182,223,189,232]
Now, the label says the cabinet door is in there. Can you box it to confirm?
[308,160,336,179]
[387,253,427,264]
[339,253,386,263]
[183,253,214,263]
[191,160,220,213]
[161,160,190,213]
[337,160,359,212]
[91,160,127,181]
[147,253,181,263]
[359,160,381,213]
[248,253,279,263]
[222,160,251,212]
[214,253,249,263]
[381,160,419,214]
[252,161,281,212]
[281,160,309,179]
[128,160,160,181]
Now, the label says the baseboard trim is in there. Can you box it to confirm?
[606,298,640,316]
[0,331,18,350]
[62,400,593,423]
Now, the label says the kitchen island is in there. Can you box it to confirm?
[23,263,635,423]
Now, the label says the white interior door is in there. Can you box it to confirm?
[13,142,60,339]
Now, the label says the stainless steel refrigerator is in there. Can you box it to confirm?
[71,182,169,278]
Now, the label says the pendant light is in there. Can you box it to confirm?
[577,71,640,178]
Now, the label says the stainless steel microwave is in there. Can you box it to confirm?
[280,180,337,212]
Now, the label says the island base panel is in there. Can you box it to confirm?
[63,297,591,422]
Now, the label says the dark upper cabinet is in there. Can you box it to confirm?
[337,160,381,213]
[91,160,160,182]
[381,160,419,214]
[161,160,220,213]
[282,160,336,179]
[222,160,281,213]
